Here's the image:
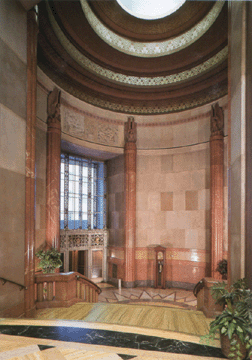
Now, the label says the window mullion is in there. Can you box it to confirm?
[103,163,107,229]
[79,160,83,229]
[87,159,92,229]
[64,154,69,229]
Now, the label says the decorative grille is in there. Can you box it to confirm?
[60,229,108,250]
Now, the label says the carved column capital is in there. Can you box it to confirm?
[210,102,224,136]
[124,116,137,144]
[47,87,61,130]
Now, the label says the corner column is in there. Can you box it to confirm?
[124,117,137,287]
[24,9,38,317]
[210,103,224,279]
[46,88,61,251]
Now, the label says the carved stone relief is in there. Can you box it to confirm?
[63,107,85,137]
[97,122,118,145]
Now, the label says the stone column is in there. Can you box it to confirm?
[46,88,61,251]
[210,103,224,279]
[24,9,38,317]
[124,117,137,287]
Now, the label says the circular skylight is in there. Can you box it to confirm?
[116,0,186,20]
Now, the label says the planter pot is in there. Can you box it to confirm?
[221,334,247,359]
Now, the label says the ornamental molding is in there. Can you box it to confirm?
[38,79,227,122]
[47,2,227,87]
[81,0,224,58]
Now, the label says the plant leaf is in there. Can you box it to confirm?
[221,326,227,334]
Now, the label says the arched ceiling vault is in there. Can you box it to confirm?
[37,0,228,115]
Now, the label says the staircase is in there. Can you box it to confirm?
[35,272,101,309]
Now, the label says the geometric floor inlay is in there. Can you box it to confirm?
[98,286,197,309]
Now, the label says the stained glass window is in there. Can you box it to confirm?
[60,154,106,230]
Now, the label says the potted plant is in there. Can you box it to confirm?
[201,278,252,360]
[216,259,228,280]
[35,248,62,274]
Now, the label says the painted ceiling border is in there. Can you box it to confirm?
[81,0,224,58]
[47,3,227,88]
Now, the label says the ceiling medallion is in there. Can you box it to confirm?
[116,0,186,20]
[81,0,224,58]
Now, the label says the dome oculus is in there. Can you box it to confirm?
[116,0,186,20]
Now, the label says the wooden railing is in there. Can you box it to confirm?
[35,272,101,309]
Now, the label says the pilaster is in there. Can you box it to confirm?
[46,88,61,251]
[124,117,137,286]
[210,103,224,279]
[24,8,38,317]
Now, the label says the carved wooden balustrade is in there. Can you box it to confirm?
[35,272,101,309]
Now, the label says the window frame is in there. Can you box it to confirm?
[60,153,106,230]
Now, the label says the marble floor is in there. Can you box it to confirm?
[0,318,224,360]
[0,285,226,360]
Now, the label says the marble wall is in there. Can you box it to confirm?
[0,0,27,317]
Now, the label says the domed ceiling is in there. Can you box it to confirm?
[37,0,228,115]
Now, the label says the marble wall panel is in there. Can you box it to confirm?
[0,104,26,175]
[198,117,211,143]
[185,190,198,211]
[0,168,25,234]
[0,282,24,314]
[172,121,199,148]
[107,156,125,248]
[137,126,173,149]
[198,189,210,210]
[0,39,26,119]
[185,229,198,248]
[191,169,210,190]
[136,192,148,211]
[0,0,27,317]
[154,211,166,230]
[136,148,212,252]
[0,169,25,285]
[108,193,115,213]
[108,173,124,193]
[173,191,185,211]
[161,192,173,211]
[35,127,47,180]
[36,85,48,123]
[161,154,173,173]
[115,192,124,212]
[148,192,160,212]
[0,0,27,64]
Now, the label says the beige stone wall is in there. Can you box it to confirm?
[0,0,27,316]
